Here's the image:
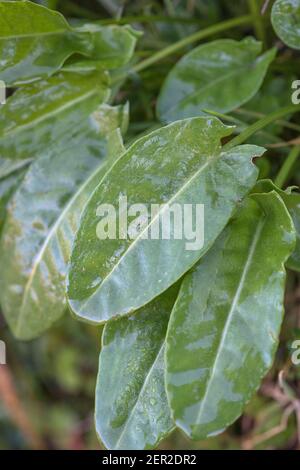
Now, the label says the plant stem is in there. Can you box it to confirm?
[0,366,45,449]
[234,108,300,133]
[275,146,300,188]
[96,15,246,26]
[224,104,300,150]
[131,15,253,74]
[247,0,265,43]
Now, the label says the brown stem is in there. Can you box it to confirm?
[0,365,45,449]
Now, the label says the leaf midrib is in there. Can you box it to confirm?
[0,28,72,40]
[113,341,165,450]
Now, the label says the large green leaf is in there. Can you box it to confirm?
[271,0,300,50]
[165,191,295,440]
[67,116,265,324]
[157,38,276,123]
[254,179,300,272]
[96,286,178,450]
[0,103,128,340]
[0,1,138,85]
[0,70,109,179]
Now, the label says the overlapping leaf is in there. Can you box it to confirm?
[254,179,300,272]
[96,286,178,450]
[272,0,300,50]
[157,37,276,123]
[0,103,128,340]
[165,191,295,440]
[0,70,109,179]
[67,116,265,324]
[0,1,138,85]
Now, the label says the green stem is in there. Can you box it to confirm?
[132,15,253,74]
[234,108,300,133]
[247,0,265,43]
[96,15,242,26]
[224,104,300,150]
[203,109,283,144]
[275,146,300,188]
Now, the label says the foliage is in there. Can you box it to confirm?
[0,0,300,451]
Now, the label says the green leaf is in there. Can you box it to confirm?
[157,38,276,123]
[271,0,300,50]
[0,103,128,340]
[0,70,110,179]
[0,159,32,183]
[0,168,26,234]
[0,1,138,85]
[67,116,265,324]
[254,179,300,272]
[165,191,295,440]
[96,286,178,450]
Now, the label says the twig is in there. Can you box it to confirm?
[261,0,271,15]
[0,366,45,449]
[242,404,294,449]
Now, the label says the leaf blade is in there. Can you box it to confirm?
[271,0,300,50]
[157,38,276,123]
[96,287,177,450]
[0,1,138,85]
[67,116,264,324]
[0,104,128,340]
[165,191,295,440]
[0,70,110,178]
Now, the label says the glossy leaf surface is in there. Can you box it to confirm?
[0,1,138,85]
[67,116,265,324]
[0,70,109,179]
[96,286,178,450]
[271,0,300,50]
[157,38,276,123]
[254,179,300,272]
[0,168,26,234]
[166,192,295,440]
[0,104,128,340]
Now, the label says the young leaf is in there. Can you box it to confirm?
[165,191,295,440]
[0,104,128,340]
[95,286,178,450]
[0,0,138,85]
[271,0,300,50]
[254,179,300,272]
[67,116,265,325]
[0,70,110,179]
[157,38,276,123]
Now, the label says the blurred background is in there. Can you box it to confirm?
[0,0,300,450]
